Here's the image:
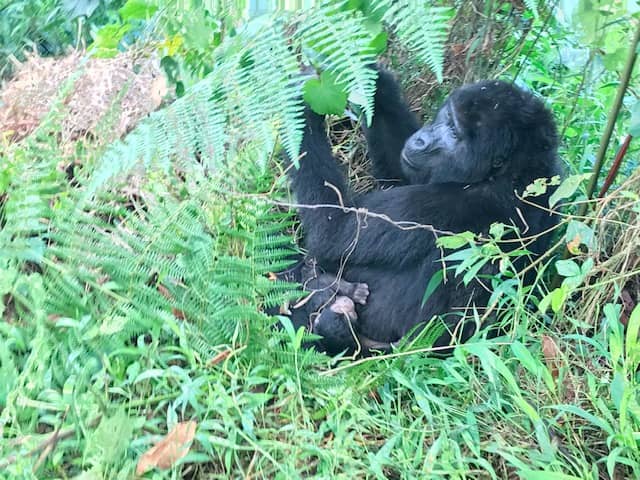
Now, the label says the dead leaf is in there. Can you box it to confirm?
[542,335,561,379]
[207,349,231,367]
[620,289,635,327]
[566,234,582,255]
[149,75,168,108]
[136,421,197,475]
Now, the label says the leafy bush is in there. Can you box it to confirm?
[1,0,640,478]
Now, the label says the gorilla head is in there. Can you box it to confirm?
[401,80,558,188]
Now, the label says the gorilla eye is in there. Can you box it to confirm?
[446,105,460,140]
[447,118,458,139]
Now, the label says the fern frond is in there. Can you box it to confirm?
[296,4,379,123]
[86,21,304,197]
[379,1,453,83]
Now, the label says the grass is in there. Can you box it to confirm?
[1,3,640,479]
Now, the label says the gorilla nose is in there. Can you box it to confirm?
[407,131,430,152]
[411,136,426,149]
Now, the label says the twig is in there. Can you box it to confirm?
[598,134,633,198]
[1,416,101,470]
[32,407,70,473]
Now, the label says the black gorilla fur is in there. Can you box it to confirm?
[286,69,560,355]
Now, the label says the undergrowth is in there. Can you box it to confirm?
[1,1,639,479]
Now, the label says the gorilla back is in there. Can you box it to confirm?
[288,71,560,354]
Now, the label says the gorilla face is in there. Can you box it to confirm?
[400,80,541,186]
[401,99,475,184]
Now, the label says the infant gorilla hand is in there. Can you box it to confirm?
[341,282,369,305]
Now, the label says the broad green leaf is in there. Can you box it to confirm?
[369,31,388,54]
[625,304,640,359]
[436,231,475,249]
[119,0,158,20]
[489,222,505,240]
[564,220,595,252]
[551,286,567,313]
[555,259,581,277]
[610,371,625,410]
[91,24,132,57]
[548,174,590,207]
[522,175,561,198]
[303,71,348,116]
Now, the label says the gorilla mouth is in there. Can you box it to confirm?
[401,148,418,169]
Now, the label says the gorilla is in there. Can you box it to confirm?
[285,68,560,355]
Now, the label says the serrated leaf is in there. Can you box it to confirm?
[303,71,348,116]
[548,174,590,207]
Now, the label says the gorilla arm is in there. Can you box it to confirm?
[289,111,516,269]
[363,69,420,184]
[288,109,437,267]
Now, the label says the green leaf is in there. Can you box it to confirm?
[119,0,158,21]
[625,304,640,359]
[436,231,475,250]
[421,269,444,306]
[91,23,132,57]
[630,100,640,137]
[551,286,567,313]
[548,174,590,207]
[489,222,505,240]
[564,220,595,251]
[522,175,561,198]
[555,259,581,278]
[610,371,625,410]
[517,471,582,480]
[369,31,388,54]
[63,0,99,18]
[303,71,348,116]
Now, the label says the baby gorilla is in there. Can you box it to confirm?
[274,256,386,355]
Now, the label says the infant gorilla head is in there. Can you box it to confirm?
[401,80,557,188]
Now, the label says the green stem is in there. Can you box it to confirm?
[578,21,640,216]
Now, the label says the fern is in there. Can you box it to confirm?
[85,3,453,197]
[296,4,379,123]
[378,1,453,83]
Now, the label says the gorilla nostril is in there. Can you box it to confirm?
[409,136,430,153]
[413,136,426,149]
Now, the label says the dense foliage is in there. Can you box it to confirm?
[1,0,639,478]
